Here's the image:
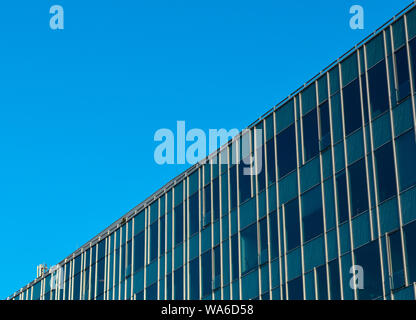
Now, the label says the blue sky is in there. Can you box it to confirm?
[0,0,411,298]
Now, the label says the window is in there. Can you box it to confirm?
[221,172,229,215]
[203,185,211,227]
[285,198,301,251]
[146,283,157,300]
[302,185,324,242]
[336,171,349,224]
[394,46,411,101]
[348,159,369,217]
[189,258,199,299]
[368,59,390,118]
[160,216,165,255]
[374,142,397,202]
[302,109,319,161]
[343,78,362,135]
[354,240,383,299]
[239,158,251,203]
[213,245,221,289]
[149,221,158,261]
[396,129,416,191]
[189,192,199,236]
[316,265,328,300]
[404,221,416,283]
[269,211,279,259]
[319,100,331,150]
[213,178,220,221]
[328,259,341,300]
[230,166,237,209]
[388,230,405,290]
[288,276,303,300]
[174,203,183,245]
[259,218,268,264]
[276,124,297,178]
[409,38,416,87]
[174,267,183,300]
[266,138,276,185]
[231,234,239,281]
[201,250,212,297]
[240,224,258,275]
[257,146,266,192]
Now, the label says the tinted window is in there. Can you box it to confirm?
[201,250,212,297]
[203,185,211,227]
[190,258,199,299]
[240,223,258,275]
[336,171,349,223]
[368,60,390,118]
[189,193,199,236]
[319,100,331,149]
[301,185,324,242]
[133,232,144,272]
[343,78,362,135]
[374,142,397,202]
[348,159,369,216]
[174,204,183,245]
[288,276,303,300]
[239,158,251,203]
[395,46,411,101]
[396,130,416,191]
[266,138,276,185]
[149,221,158,261]
[285,198,300,251]
[269,211,279,259]
[404,221,416,283]
[230,166,237,209]
[303,110,319,161]
[213,178,220,221]
[388,230,405,290]
[276,124,297,178]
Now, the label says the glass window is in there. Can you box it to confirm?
[189,258,199,300]
[354,240,383,299]
[201,250,212,298]
[269,211,279,260]
[388,230,405,290]
[328,259,341,300]
[174,203,183,245]
[301,185,324,242]
[368,59,390,118]
[403,221,416,283]
[288,276,303,300]
[285,198,301,251]
[213,245,221,289]
[394,46,411,101]
[239,158,251,203]
[149,221,158,262]
[374,142,397,202]
[231,234,239,281]
[343,78,362,135]
[276,124,297,178]
[230,166,237,209]
[396,129,416,191]
[240,224,258,275]
[257,146,266,192]
[361,74,369,124]
[348,159,369,217]
[174,267,183,300]
[189,192,199,236]
[259,218,268,264]
[221,172,229,215]
[212,178,220,221]
[409,38,416,88]
[266,138,276,185]
[302,109,319,161]
[160,216,165,255]
[203,185,211,227]
[319,100,331,149]
[316,264,328,300]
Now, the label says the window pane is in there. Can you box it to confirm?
[288,276,303,300]
[174,267,183,300]
[303,110,319,161]
[269,211,279,259]
[328,259,341,300]
[301,185,324,242]
[190,258,199,299]
[189,193,199,236]
[230,166,237,209]
[276,124,297,178]
[394,46,411,101]
[174,203,183,245]
[213,246,221,289]
[239,158,251,203]
[213,178,220,221]
[319,100,331,149]
[409,38,416,88]
[348,159,369,216]
[259,218,268,264]
[343,78,362,135]
[374,142,397,202]
[266,138,276,185]
[396,129,416,191]
[231,234,239,281]
[201,250,212,297]
[354,240,383,299]
[316,264,328,300]
[285,198,300,251]
[240,224,258,275]
[388,230,405,290]
[149,221,158,261]
[404,221,416,283]
[257,146,266,192]
[203,185,211,227]
[368,60,390,118]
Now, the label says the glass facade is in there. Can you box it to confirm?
[8,4,416,301]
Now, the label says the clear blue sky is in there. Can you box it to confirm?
[0,0,411,299]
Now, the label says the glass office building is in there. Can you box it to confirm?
[7,3,416,300]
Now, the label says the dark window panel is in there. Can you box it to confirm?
[240,224,258,275]
[276,124,297,178]
[343,78,362,135]
[374,142,397,202]
[368,60,390,118]
[396,129,416,191]
[285,198,301,251]
[394,46,411,101]
[266,138,276,185]
[189,192,199,236]
[348,159,369,216]
[303,110,319,161]
[319,100,331,150]
[302,185,324,242]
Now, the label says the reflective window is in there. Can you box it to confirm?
[354,240,383,299]
[239,158,251,204]
[319,100,331,149]
[343,78,362,135]
[303,109,319,161]
[396,129,416,191]
[336,170,349,224]
[174,203,183,245]
[269,211,279,259]
[288,276,303,300]
[230,166,237,209]
[231,234,239,281]
[302,185,324,242]
[189,258,199,299]
[189,192,199,236]
[149,221,158,261]
[213,178,220,221]
[394,46,411,101]
[160,216,165,255]
[388,230,405,290]
[259,218,268,264]
[348,159,369,216]
[328,259,341,300]
[368,59,390,118]
[316,264,328,300]
[240,223,258,275]
[285,198,301,251]
[213,245,221,289]
[266,138,276,185]
[174,267,183,300]
[409,38,416,87]
[203,185,211,227]
[257,146,266,192]
[404,221,416,283]
[374,142,397,202]
[276,124,297,178]
[201,250,212,297]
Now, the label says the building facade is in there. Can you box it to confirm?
[8,3,416,300]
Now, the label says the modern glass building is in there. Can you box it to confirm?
[7,3,416,301]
